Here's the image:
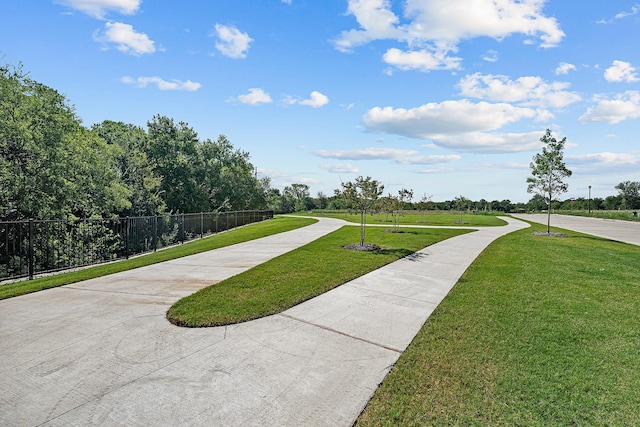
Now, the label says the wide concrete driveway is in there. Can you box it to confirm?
[1,217,528,426]
[512,213,640,246]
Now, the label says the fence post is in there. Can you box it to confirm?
[153,215,158,252]
[180,213,185,244]
[125,217,130,259]
[200,212,204,239]
[28,219,34,280]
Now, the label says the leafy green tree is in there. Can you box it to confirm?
[526,129,572,233]
[0,61,127,220]
[340,176,384,246]
[615,181,640,210]
[92,120,165,216]
[146,115,208,213]
[283,183,310,212]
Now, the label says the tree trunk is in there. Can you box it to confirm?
[547,201,551,233]
[360,210,366,246]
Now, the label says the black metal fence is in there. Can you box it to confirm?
[0,210,273,281]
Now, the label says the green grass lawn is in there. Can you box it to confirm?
[167,226,470,327]
[0,216,317,300]
[292,210,507,227]
[557,210,640,222]
[356,222,640,426]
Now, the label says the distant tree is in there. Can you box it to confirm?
[526,129,572,233]
[454,195,471,223]
[316,191,328,210]
[283,183,310,212]
[340,176,384,246]
[393,188,413,229]
[416,193,433,222]
[615,181,640,210]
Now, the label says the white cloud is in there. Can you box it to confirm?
[598,4,640,24]
[579,91,640,124]
[234,88,272,105]
[282,0,292,4]
[382,47,462,71]
[604,60,640,83]
[320,163,360,173]
[299,91,330,108]
[286,91,330,108]
[424,131,546,153]
[333,0,564,71]
[121,76,201,91]
[568,152,638,166]
[482,50,498,63]
[363,99,536,138]
[555,62,576,75]
[94,22,155,55]
[212,24,252,59]
[55,0,140,19]
[458,73,581,108]
[314,147,461,165]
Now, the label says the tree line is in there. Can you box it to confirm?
[1,61,267,221]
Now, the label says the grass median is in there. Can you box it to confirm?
[167,226,471,327]
[0,216,317,300]
[356,222,640,426]
[291,211,506,227]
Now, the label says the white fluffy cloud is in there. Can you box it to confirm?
[121,76,201,91]
[458,73,581,108]
[604,60,639,83]
[579,91,640,124]
[285,91,330,108]
[94,22,155,55]
[333,0,564,71]
[299,91,330,108]
[55,0,140,19]
[555,62,576,75]
[567,152,639,174]
[212,24,252,59]
[363,100,536,137]
[314,147,461,165]
[234,88,272,105]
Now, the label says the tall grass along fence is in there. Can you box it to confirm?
[0,210,273,282]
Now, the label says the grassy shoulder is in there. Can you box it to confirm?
[556,210,639,222]
[0,216,317,300]
[167,226,471,327]
[356,222,640,426]
[291,210,507,227]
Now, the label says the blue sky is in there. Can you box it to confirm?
[2,0,639,202]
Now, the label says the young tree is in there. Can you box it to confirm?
[527,129,572,233]
[454,195,471,224]
[416,193,433,223]
[340,176,384,246]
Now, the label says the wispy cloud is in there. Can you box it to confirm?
[320,163,360,173]
[314,147,461,165]
[597,4,640,24]
[286,91,330,108]
[94,22,155,55]
[55,0,141,19]
[211,24,252,59]
[121,76,201,91]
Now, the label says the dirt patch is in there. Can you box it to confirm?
[383,229,405,233]
[343,243,382,252]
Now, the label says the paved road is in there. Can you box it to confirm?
[512,213,640,246]
[0,217,528,426]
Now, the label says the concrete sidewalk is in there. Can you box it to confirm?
[0,217,528,426]
[512,213,640,246]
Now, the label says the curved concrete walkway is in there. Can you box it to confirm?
[0,217,528,426]
[512,213,640,246]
